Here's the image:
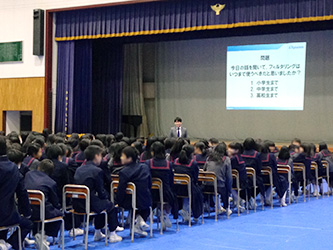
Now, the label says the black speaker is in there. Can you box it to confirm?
[33,9,44,56]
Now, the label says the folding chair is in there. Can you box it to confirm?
[246,167,259,213]
[198,171,219,222]
[151,178,167,235]
[261,166,273,209]
[293,163,308,202]
[231,169,241,216]
[277,165,292,205]
[111,181,153,242]
[321,160,330,197]
[311,162,320,199]
[63,185,108,250]
[0,225,22,250]
[28,190,64,250]
[174,173,191,229]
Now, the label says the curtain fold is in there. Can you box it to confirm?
[72,40,93,133]
[122,44,149,137]
[55,41,74,133]
[55,0,333,41]
[92,40,123,134]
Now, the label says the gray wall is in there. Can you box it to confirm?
[152,30,333,142]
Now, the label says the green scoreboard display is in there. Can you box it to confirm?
[0,41,23,62]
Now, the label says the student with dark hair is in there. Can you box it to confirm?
[0,136,33,250]
[74,145,123,243]
[241,138,265,209]
[264,140,279,154]
[47,145,70,203]
[118,146,152,236]
[164,137,176,157]
[277,146,297,205]
[115,132,124,142]
[131,141,143,155]
[194,142,208,169]
[289,144,300,160]
[310,143,324,194]
[169,117,187,138]
[8,149,30,177]
[105,134,115,149]
[260,143,285,206]
[318,142,333,190]
[294,143,313,195]
[23,143,42,170]
[25,159,63,250]
[173,144,203,223]
[227,142,247,212]
[145,142,178,230]
[208,138,219,149]
[169,138,187,163]
[33,136,47,160]
[140,137,157,163]
[204,144,232,216]
[74,139,90,166]
[108,142,127,175]
[291,138,302,147]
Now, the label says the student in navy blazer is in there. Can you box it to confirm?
[169,117,188,138]
[0,137,33,250]
[117,146,152,237]
[74,145,122,243]
[25,159,63,242]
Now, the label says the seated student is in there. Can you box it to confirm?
[7,149,30,177]
[293,143,313,195]
[74,145,122,243]
[115,132,124,142]
[227,142,247,211]
[46,145,70,202]
[139,137,157,163]
[108,142,127,175]
[173,145,203,223]
[310,143,324,195]
[145,142,178,230]
[90,140,112,194]
[168,138,187,163]
[204,144,232,216]
[0,137,33,250]
[25,159,63,250]
[260,143,285,206]
[164,137,176,157]
[264,140,279,155]
[117,146,152,237]
[208,138,219,150]
[73,139,90,166]
[318,142,333,190]
[276,146,298,204]
[289,144,300,160]
[131,141,143,156]
[33,136,47,160]
[23,143,42,170]
[291,138,302,147]
[57,143,78,184]
[241,138,265,209]
[194,142,208,169]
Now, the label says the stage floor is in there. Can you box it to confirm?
[33,194,333,250]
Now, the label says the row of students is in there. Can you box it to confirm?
[2,130,333,249]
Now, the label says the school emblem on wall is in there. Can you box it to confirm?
[211,3,226,15]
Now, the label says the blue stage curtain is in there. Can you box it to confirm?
[92,40,123,134]
[55,0,333,41]
[55,40,93,134]
[55,41,74,133]
[72,40,92,133]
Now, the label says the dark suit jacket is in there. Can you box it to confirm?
[25,170,62,220]
[0,156,31,227]
[74,161,112,213]
[117,162,152,210]
[169,126,187,138]
[50,159,70,203]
